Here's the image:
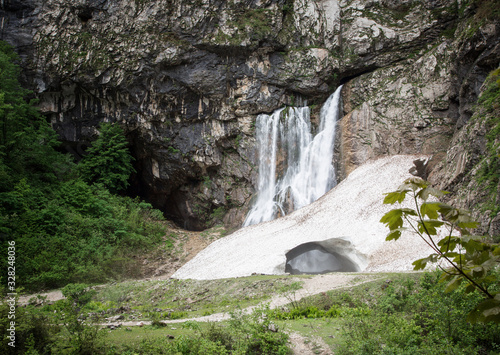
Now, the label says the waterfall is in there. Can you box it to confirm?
[244,85,343,227]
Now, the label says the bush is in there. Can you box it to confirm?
[0,303,55,355]
[119,307,291,354]
[381,177,500,323]
[77,123,135,193]
[0,41,166,292]
[334,273,500,354]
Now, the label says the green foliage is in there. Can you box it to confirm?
[202,175,211,188]
[167,145,180,154]
[108,307,290,354]
[210,206,226,223]
[281,0,294,16]
[277,281,302,309]
[0,287,103,354]
[0,41,166,292]
[0,42,40,154]
[381,177,500,323]
[0,302,54,355]
[298,273,500,354]
[62,283,96,306]
[78,123,135,193]
[54,290,105,354]
[269,304,370,320]
[227,306,290,355]
[271,282,370,320]
[1,178,166,290]
[214,8,273,46]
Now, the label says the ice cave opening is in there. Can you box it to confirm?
[285,238,366,275]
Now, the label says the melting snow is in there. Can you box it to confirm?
[173,155,434,280]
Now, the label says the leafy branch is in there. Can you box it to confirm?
[380,177,500,323]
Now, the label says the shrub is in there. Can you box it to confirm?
[78,123,135,193]
[381,177,500,323]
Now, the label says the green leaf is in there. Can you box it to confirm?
[470,266,486,279]
[416,186,449,201]
[451,254,466,265]
[467,296,500,323]
[436,203,456,220]
[383,190,409,204]
[400,177,428,191]
[457,221,479,229]
[445,276,462,293]
[412,258,427,270]
[385,228,406,241]
[420,202,441,219]
[400,208,418,216]
[417,219,444,235]
[438,236,459,253]
[464,283,476,294]
[380,209,404,230]
[460,235,485,243]
[440,271,458,283]
[381,208,417,234]
[493,245,500,256]
[462,239,487,255]
[440,206,476,226]
[412,254,438,270]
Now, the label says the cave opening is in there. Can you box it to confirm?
[285,239,365,275]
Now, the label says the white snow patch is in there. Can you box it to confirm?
[172,155,434,280]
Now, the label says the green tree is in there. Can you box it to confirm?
[0,41,71,192]
[78,123,135,192]
[0,41,166,292]
[381,177,500,323]
[0,42,49,159]
[56,283,103,354]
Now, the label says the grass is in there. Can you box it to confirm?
[8,271,500,354]
[274,272,500,354]
[60,274,309,322]
[285,318,344,351]
[105,324,200,350]
[96,271,500,354]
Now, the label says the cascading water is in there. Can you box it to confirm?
[244,85,343,227]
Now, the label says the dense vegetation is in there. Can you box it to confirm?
[381,177,500,323]
[272,272,500,354]
[0,41,167,292]
[1,272,499,354]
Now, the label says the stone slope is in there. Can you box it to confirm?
[173,155,432,280]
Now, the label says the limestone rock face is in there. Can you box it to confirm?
[428,70,500,236]
[337,9,500,233]
[1,0,499,230]
[337,41,458,179]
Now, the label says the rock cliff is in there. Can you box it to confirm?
[1,0,498,232]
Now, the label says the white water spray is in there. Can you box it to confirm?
[244,86,343,226]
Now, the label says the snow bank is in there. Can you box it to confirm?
[172,155,433,280]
